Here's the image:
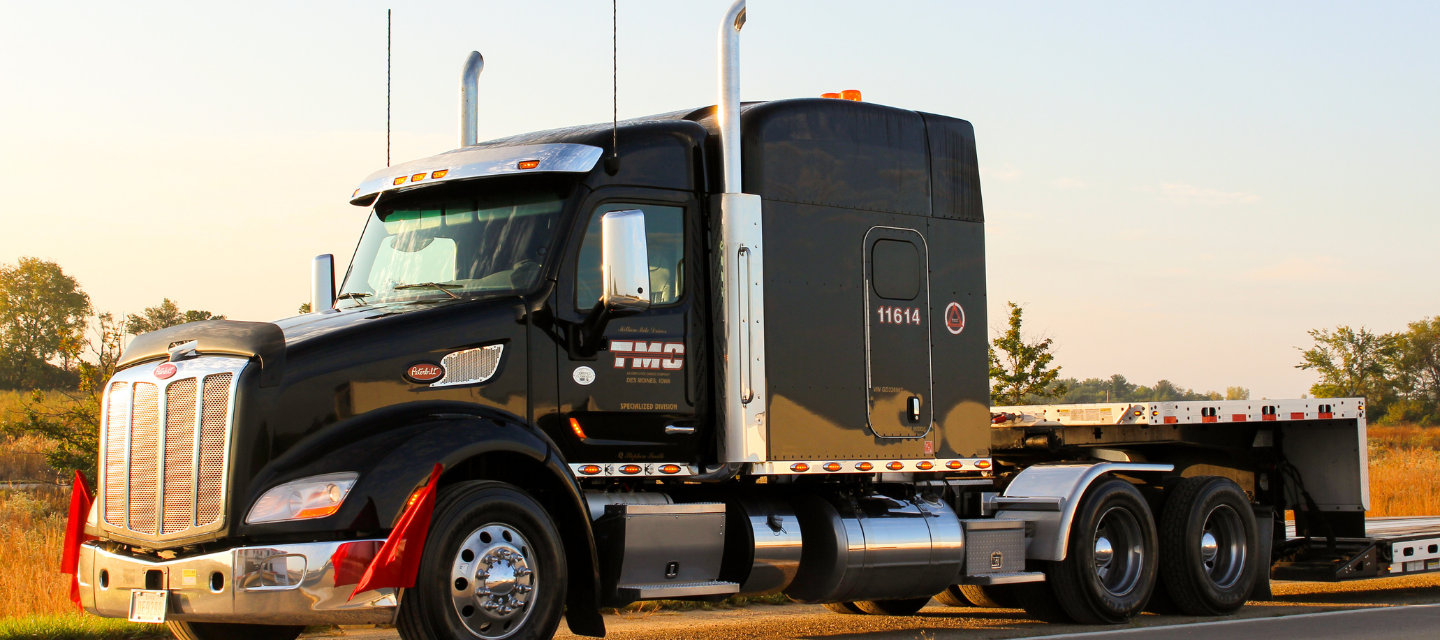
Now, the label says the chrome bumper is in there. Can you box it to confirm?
[79,540,397,625]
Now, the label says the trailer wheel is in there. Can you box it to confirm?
[1033,478,1158,624]
[935,584,1018,608]
[855,597,931,615]
[396,481,566,640]
[821,601,865,614]
[166,622,303,640]
[1158,476,1257,616]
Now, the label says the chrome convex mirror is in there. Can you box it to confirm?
[601,209,650,313]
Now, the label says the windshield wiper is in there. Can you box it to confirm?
[393,282,461,299]
[336,292,373,301]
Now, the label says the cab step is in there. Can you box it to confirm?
[618,580,740,600]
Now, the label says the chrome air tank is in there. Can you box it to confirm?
[784,492,964,603]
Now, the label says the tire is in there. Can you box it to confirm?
[396,481,566,640]
[1040,478,1159,624]
[936,584,1018,608]
[166,622,303,640]
[854,597,930,615]
[821,601,865,615]
[1158,476,1258,616]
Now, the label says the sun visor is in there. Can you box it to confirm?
[350,143,603,206]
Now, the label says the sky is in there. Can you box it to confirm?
[1,1,1437,399]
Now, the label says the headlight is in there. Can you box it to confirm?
[246,473,358,524]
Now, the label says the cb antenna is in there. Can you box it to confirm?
[387,9,392,167]
[605,0,621,175]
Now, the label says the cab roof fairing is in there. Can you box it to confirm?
[348,143,604,206]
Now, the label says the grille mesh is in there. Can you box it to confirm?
[129,383,160,535]
[162,379,197,534]
[103,383,130,527]
[197,373,232,526]
[433,345,503,387]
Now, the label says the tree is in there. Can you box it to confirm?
[298,302,312,314]
[1387,317,1440,425]
[0,257,91,389]
[125,299,225,335]
[1296,325,1398,412]
[989,302,1068,405]
[2,312,124,478]
[1226,386,1250,400]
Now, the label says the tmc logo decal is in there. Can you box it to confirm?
[611,341,684,370]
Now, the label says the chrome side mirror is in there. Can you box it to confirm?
[601,209,650,313]
[311,254,335,313]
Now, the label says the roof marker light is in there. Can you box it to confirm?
[840,89,862,101]
[392,177,406,186]
[410,173,427,182]
[431,170,449,179]
[517,160,540,170]
[821,92,841,99]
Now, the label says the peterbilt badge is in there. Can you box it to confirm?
[154,363,177,380]
[404,362,445,384]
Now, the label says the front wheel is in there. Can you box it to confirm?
[1025,478,1158,624]
[396,481,566,640]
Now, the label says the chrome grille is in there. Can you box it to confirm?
[129,383,160,535]
[162,379,197,534]
[432,344,503,387]
[103,383,129,527]
[197,373,232,526]
[99,358,244,543]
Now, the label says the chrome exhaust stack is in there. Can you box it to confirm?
[459,51,484,147]
[713,0,768,465]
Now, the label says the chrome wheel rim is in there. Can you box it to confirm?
[1092,506,1144,596]
[1200,504,1247,589]
[450,523,536,639]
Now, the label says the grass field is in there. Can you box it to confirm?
[0,422,1436,638]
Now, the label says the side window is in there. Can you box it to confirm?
[576,203,685,309]
[870,239,920,300]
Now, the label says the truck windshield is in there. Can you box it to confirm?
[339,181,569,305]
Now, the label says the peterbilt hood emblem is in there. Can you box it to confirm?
[405,362,445,383]
[154,363,177,380]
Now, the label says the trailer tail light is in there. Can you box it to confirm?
[886,462,903,471]
[976,460,992,469]
[823,462,841,472]
[578,465,602,476]
[431,170,449,179]
[568,417,588,440]
[917,461,934,471]
[659,464,682,475]
[855,462,873,471]
[790,463,809,473]
[619,464,642,475]
[411,173,427,182]
[517,160,540,170]
[947,460,962,470]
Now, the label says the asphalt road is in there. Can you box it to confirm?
[308,573,1440,640]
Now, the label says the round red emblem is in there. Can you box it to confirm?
[405,363,445,383]
[944,302,966,335]
[154,363,177,380]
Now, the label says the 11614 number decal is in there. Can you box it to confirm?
[876,306,922,326]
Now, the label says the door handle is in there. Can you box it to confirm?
[908,396,921,423]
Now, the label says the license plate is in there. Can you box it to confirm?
[128,589,168,624]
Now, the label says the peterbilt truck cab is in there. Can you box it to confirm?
[77,3,1366,640]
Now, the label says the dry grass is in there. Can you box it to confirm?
[0,487,73,617]
[1367,424,1440,518]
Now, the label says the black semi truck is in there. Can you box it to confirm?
[76,2,1440,639]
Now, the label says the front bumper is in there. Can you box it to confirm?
[79,540,397,625]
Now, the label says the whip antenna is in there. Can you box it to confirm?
[605,0,621,174]
[387,9,392,167]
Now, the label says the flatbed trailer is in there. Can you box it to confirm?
[992,398,1440,588]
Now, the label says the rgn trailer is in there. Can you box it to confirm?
[71,2,1440,639]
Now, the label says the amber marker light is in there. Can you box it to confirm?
[579,465,601,476]
[946,460,963,470]
[620,464,642,475]
[352,189,360,197]
[917,461,934,471]
[517,160,540,170]
[823,462,842,472]
[569,417,588,440]
[855,462,874,471]
[821,92,841,99]
[886,462,903,471]
[410,173,426,182]
[431,170,449,179]
[294,504,342,519]
[392,176,407,185]
[790,463,809,473]
[660,464,682,475]
[840,89,862,101]
[976,460,992,469]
